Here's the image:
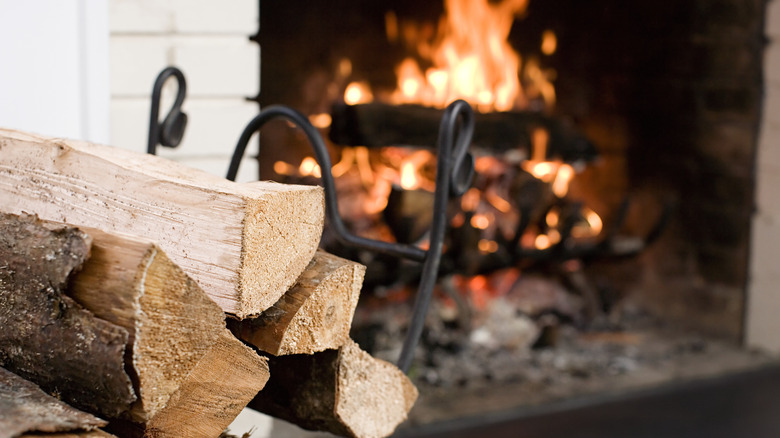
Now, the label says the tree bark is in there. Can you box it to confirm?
[0,366,108,438]
[0,128,324,318]
[249,340,417,438]
[68,227,227,423]
[228,250,366,355]
[0,213,135,418]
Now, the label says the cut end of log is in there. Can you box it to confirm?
[229,250,366,355]
[335,340,419,438]
[237,183,325,318]
[139,329,270,437]
[249,340,418,438]
[67,226,227,423]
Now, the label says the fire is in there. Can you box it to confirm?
[541,30,557,55]
[298,157,321,178]
[387,0,533,111]
[400,161,418,190]
[343,0,557,112]
[344,81,373,105]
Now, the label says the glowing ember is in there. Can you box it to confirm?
[461,187,481,211]
[546,209,560,228]
[471,213,491,230]
[541,30,557,55]
[345,81,373,105]
[309,113,332,129]
[299,157,322,178]
[535,234,551,250]
[400,161,419,190]
[273,160,296,176]
[478,239,499,253]
[552,163,575,197]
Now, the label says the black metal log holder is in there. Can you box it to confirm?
[226,100,475,373]
[147,67,188,155]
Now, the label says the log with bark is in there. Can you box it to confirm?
[249,340,418,438]
[0,213,136,418]
[0,366,110,438]
[0,129,324,318]
[67,226,227,422]
[228,250,366,355]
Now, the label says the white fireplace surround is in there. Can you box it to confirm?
[747,0,780,353]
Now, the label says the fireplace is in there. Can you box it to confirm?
[254,0,774,429]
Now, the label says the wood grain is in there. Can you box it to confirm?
[0,129,324,317]
[228,250,366,355]
[250,340,417,438]
[68,227,226,422]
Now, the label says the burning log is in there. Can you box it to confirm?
[228,250,366,356]
[67,226,226,422]
[249,340,418,438]
[0,213,136,418]
[0,367,110,438]
[0,128,324,318]
[329,102,596,162]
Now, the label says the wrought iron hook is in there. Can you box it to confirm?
[228,100,475,372]
[147,67,188,155]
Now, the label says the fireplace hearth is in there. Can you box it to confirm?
[254,0,774,431]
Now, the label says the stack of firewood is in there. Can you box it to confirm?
[0,129,417,438]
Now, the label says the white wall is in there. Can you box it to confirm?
[748,0,780,352]
[108,0,260,182]
[0,0,109,143]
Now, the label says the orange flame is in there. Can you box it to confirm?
[386,0,546,112]
[345,81,373,105]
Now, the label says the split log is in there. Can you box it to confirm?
[110,329,270,438]
[0,367,109,438]
[329,102,596,162]
[228,250,366,355]
[249,340,418,438]
[68,226,226,422]
[0,213,136,418]
[0,129,324,317]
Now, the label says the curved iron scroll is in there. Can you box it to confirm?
[227,100,475,373]
[147,67,188,155]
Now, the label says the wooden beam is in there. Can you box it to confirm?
[0,129,324,318]
[68,226,227,423]
[250,340,417,438]
[0,366,109,438]
[0,213,136,418]
[228,250,366,355]
[111,329,270,438]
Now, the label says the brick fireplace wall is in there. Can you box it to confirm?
[107,0,260,183]
[748,0,780,352]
